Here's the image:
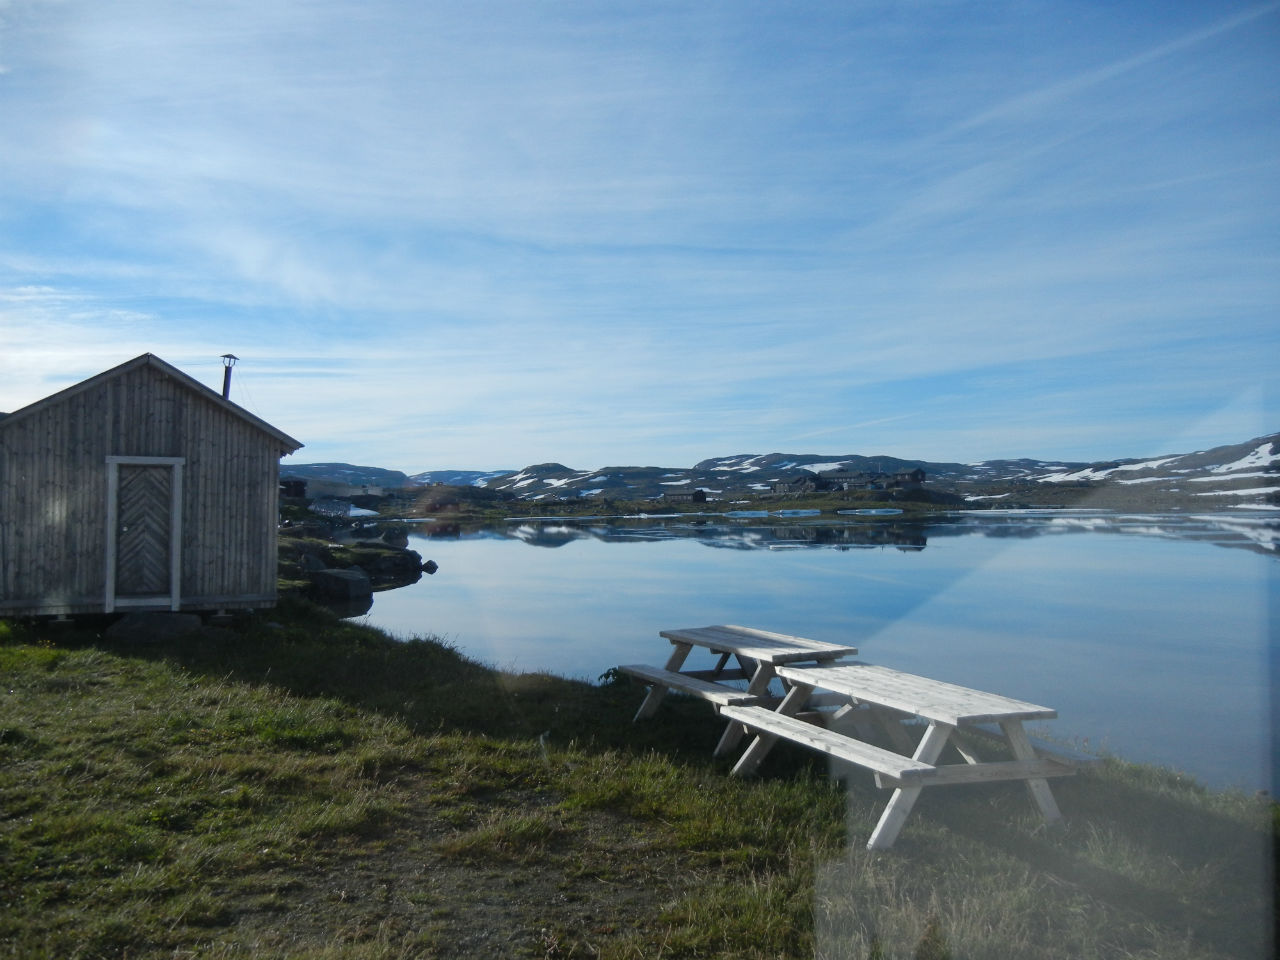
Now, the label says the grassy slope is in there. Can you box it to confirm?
[1,603,1274,959]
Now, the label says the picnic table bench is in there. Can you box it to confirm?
[620,626,1090,849]
[617,624,857,756]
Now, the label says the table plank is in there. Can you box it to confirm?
[616,664,762,707]
[721,705,936,780]
[775,662,1057,725]
[660,625,857,663]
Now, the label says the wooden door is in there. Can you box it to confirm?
[115,465,172,597]
[105,456,184,612]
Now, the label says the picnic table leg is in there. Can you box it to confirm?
[829,703,879,742]
[870,706,916,754]
[713,658,774,757]
[951,737,982,765]
[729,683,813,775]
[866,721,953,851]
[1001,720,1063,825]
[633,642,693,721]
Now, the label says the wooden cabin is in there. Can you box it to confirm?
[0,354,303,617]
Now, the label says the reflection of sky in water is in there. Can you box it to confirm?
[364,522,1275,791]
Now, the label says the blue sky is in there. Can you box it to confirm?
[1,1,1276,473]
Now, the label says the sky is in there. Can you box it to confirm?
[0,1,1277,474]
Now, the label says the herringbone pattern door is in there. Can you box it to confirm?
[116,465,171,596]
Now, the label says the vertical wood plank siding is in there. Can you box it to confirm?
[0,363,295,615]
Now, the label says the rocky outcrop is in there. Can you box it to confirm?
[279,531,436,602]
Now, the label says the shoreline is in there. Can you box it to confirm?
[2,602,1274,958]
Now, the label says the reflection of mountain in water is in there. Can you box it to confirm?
[461,518,932,551]
[921,510,1279,558]
[413,510,1279,558]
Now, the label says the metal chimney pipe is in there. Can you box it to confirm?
[220,354,238,399]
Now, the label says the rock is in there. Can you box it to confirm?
[309,567,373,601]
[380,527,409,547]
[422,559,439,575]
[298,553,327,572]
[105,612,203,644]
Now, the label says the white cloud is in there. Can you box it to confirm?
[0,1,1275,468]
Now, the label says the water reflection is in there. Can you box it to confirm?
[413,509,1278,557]
[502,518,930,551]
[360,511,1277,791]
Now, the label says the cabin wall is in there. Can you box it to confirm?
[0,363,287,615]
[0,377,113,614]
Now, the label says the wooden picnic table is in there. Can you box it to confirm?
[722,660,1081,849]
[619,626,1089,850]
[619,625,858,756]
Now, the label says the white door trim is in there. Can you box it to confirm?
[105,456,185,613]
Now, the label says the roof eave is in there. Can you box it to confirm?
[0,353,304,454]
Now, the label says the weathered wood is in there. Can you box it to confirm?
[642,625,855,759]
[681,668,751,682]
[870,706,918,754]
[714,651,799,757]
[617,663,761,708]
[632,642,693,720]
[774,662,1057,725]
[728,650,1075,848]
[1002,720,1064,824]
[965,722,1101,767]
[0,354,302,616]
[875,758,1076,788]
[725,682,811,770]
[723,703,936,780]
[659,625,857,663]
[867,721,954,850]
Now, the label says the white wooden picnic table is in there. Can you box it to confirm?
[619,626,1088,849]
[619,625,858,756]
[722,660,1082,849]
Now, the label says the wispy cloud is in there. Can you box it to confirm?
[0,1,1275,469]
[944,3,1280,137]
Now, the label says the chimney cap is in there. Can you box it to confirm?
[220,353,239,366]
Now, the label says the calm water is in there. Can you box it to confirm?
[358,510,1278,792]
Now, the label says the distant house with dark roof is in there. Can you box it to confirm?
[0,354,303,617]
[772,466,927,495]
[663,489,708,504]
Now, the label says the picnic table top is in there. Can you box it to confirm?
[774,661,1057,725]
[659,625,858,664]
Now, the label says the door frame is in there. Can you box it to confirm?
[105,456,185,613]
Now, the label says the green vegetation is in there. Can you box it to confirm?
[1,605,1273,958]
[398,483,518,521]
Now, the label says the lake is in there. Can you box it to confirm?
[355,510,1278,793]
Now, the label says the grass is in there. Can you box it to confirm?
[0,603,1274,958]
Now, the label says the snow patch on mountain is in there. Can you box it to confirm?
[1210,442,1280,474]
[1194,486,1280,497]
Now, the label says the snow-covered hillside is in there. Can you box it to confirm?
[284,433,1280,506]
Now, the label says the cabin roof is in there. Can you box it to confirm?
[0,353,304,453]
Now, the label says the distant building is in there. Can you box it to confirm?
[664,489,709,504]
[0,354,303,617]
[771,473,820,494]
[817,470,883,490]
[772,466,927,495]
[304,478,385,498]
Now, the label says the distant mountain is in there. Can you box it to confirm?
[474,433,1280,505]
[970,433,1279,485]
[282,432,1279,507]
[410,468,517,487]
[281,462,414,490]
